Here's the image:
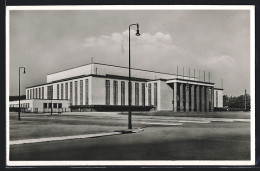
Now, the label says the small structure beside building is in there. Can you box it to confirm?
[9,99,70,113]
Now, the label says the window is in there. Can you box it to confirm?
[70,82,73,104]
[129,82,132,105]
[27,90,29,99]
[135,83,139,106]
[48,103,52,108]
[36,88,38,99]
[75,81,78,105]
[80,80,83,105]
[47,85,53,99]
[57,84,59,99]
[53,103,57,108]
[33,89,35,99]
[42,87,44,99]
[121,81,125,105]
[148,83,151,106]
[85,79,89,105]
[39,88,41,99]
[61,83,64,99]
[65,83,68,100]
[154,83,158,106]
[216,91,218,107]
[58,103,62,108]
[113,80,118,105]
[30,89,32,99]
[142,83,145,106]
[43,103,47,108]
[105,80,110,105]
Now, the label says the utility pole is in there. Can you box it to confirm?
[245,89,247,111]
[177,66,178,78]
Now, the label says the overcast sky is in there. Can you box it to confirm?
[8,9,251,96]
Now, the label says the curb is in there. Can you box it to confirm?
[10,128,144,146]
[10,132,121,146]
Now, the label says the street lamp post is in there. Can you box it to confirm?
[18,67,26,121]
[128,23,140,129]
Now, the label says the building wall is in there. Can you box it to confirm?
[214,89,223,108]
[91,76,147,106]
[47,63,199,83]
[47,64,92,83]
[159,80,173,110]
[9,99,70,113]
[9,99,33,108]
[26,76,92,106]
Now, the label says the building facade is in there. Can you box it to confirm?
[21,63,223,112]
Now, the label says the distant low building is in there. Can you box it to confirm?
[10,62,224,113]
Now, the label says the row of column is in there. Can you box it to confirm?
[173,82,214,112]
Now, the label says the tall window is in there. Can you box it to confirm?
[57,84,59,99]
[39,87,41,99]
[33,89,35,99]
[85,79,89,105]
[105,80,110,105]
[148,83,151,106]
[129,82,132,105]
[47,85,53,99]
[121,81,125,105]
[61,83,64,99]
[30,89,32,99]
[142,83,145,106]
[27,90,29,99]
[65,83,68,100]
[36,88,38,99]
[42,87,44,99]
[80,80,83,105]
[135,83,139,106]
[70,82,73,104]
[216,91,218,107]
[113,80,118,105]
[75,81,78,105]
[154,83,158,106]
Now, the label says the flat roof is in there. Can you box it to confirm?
[47,62,180,77]
[214,88,224,90]
[26,74,149,89]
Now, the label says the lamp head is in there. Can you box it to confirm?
[23,68,26,74]
[135,23,140,36]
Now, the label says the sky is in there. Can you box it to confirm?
[8,8,251,96]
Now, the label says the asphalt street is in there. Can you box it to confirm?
[9,112,250,161]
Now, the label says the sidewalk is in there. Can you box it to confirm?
[10,128,143,146]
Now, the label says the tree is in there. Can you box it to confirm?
[222,94,251,110]
[223,95,229,107]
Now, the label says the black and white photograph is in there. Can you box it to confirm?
[6,5,255,166]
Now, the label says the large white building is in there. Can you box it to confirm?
[10,62,224,113]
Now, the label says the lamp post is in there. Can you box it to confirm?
[18,67,26,121]
[128,23,140,129]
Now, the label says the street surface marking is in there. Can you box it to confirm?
[10,132,121,145]
[140,122,182,126]
[178,120,211,124]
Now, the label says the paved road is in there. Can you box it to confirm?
[10,121,250,161]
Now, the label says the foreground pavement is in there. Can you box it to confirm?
[8,111,251,161]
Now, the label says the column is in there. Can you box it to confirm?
[173,82,177,112]
[206,87,209,112]
[185,84,190,112]
[180,83,184,112]
[196,85,200,112]
[201,86,205,112]
[211,87,214,112]
[191,84,195,112]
